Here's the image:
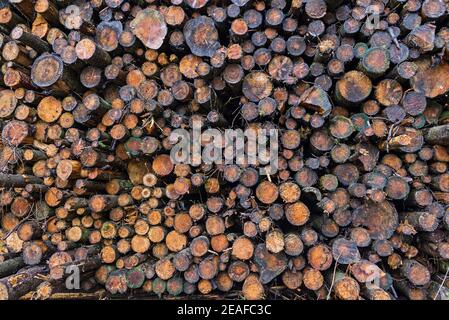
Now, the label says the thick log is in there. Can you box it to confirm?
[0,0,448,302]
[0,265,47,300]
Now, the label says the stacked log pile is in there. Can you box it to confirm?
[0,0,449,300]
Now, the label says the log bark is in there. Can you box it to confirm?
[0,0,448,301]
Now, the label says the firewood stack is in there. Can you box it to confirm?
[0,0,449,300]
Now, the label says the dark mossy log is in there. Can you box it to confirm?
[8,0,35,21]
[309,129,335,154]
[424,124,449,146]
[0,265,47,300]
[394,279,428,300]
[419,241,449,260]
[406,188,433,207]
[10,25,50,53]
[125,266,146,289]
[0,173,42,187]
[75,179,106,195]
[0,256,25,278]
[428,281,449,301]
[354,142,379,172]
[431,173,449,192]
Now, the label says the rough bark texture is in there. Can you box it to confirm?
[0,0,449,301]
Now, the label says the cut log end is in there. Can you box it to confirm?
[31,54,63,87]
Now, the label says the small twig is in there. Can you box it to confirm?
[326,253,341,300]
[386,120,401,153]
[207,249,218,255]
[433,267,449,300]
[387,27,400,49]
